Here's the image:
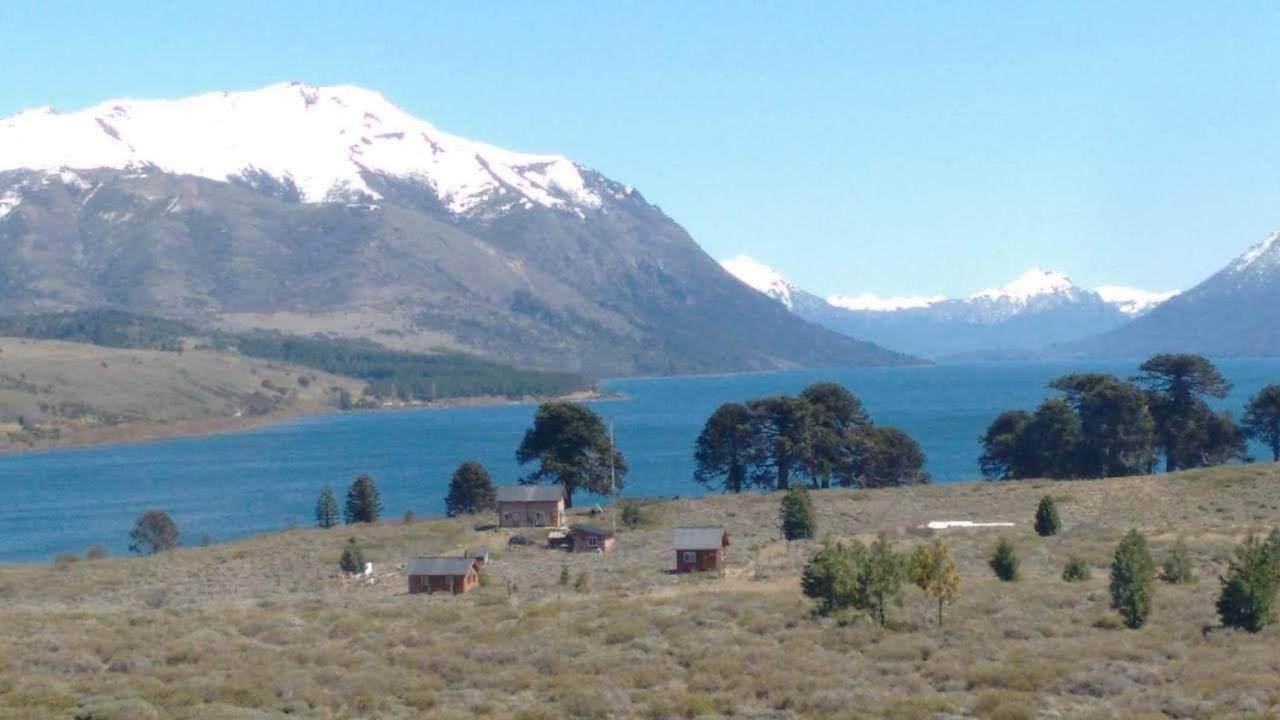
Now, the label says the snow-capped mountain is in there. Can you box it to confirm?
[1066,231,1280,357]
[1095,286,1181,316]
[0,82,603,216]
[0,84,915,376]
[721,257,1176,358]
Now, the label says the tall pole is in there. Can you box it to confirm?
[610,422,617,536]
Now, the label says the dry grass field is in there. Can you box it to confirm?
[0,339,364,452]
[1,465,1278,719]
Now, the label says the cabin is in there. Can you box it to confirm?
[673,526,730,573]
[496,485,565,528]
[570,524,616,553]
[406,557,482,595]
[465,548,491,566]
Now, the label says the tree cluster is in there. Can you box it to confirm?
[695,382,928,493]
[980,355,1251,481]
[802,534,959,626]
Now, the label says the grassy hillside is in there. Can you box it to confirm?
[1,466,1277,719]
[0,338,364,452]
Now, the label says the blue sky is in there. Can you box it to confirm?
[4,2,1279,297]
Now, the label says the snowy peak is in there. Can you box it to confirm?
[970,268,1078,304]
[827,293,944,312]
[1095,286,1179,315]
[721,255,796,309]
[1227,230,1280,275]
[0,82,603,215]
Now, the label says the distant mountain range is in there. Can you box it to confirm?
[1060,232,1280,358]
[0,83,915,377]
[722,256,1178,359]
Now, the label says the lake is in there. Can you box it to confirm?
[2,358,1278,562]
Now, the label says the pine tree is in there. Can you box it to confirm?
[339,537,365,574]
[910,538,960,625]
[990,538,1019,581]
[1110,529,1156,629]
[344,475,383,524]
[1034,495,1061,537]
[801,537,860,616]
[128,509,180,555]
[314,486,340,528]
[780,484,816,541]
[1216,530,1280,632]
[858,534,907,627]
[445,461,497,517]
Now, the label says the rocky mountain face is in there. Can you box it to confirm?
[1062,232,1280,357]
[0,84,917,376]
[722,259,1174,359]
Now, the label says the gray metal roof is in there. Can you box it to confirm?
[406,557,477,576]
[495,485,564,503]
[673,527,727,550]
[572,524,615,537]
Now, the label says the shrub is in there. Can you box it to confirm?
[128,509,180,555]
[801,533,905,626]
[573,571,590,593]
[1034,495,1061,537]
[559,564,571,587]
[1062,557,1091,582]
[1216,530,1280,632]
[621,503,643,527]
[990,538,1019,581]
[909,538,960,625]
[85,544,109,560]
[339,538,366,574]
[403,510,415,524]
[1161,541,1195,584]
[53,552,79,568]
[1110,529,1156,629]
[780,484,816,540]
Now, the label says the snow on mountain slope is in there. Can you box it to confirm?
[0,82,601,214]
[970,268,1079,304]
[721,255,797,309]
[1095,286,1179,315]
[827,293,944,312]
[1227,230,1280,276]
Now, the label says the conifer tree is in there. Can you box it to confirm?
[314,486,340,528]
[859,533,907,627]
[1110,529,1156,629]
[344,475,383,524]
[990,538,1019,581]
[339,537,365,574]
[802,537,860,616]
[780,483,816,541]
[445,461,497,517]
[1034,495,1061,537]
[1216,530,1280,632]
[128,509,180,555]
[910,538,960,625]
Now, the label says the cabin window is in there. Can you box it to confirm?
[586,535,599,547]
[535,511,544,524]
[682,551,696,564]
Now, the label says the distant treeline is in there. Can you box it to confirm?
[0,310,589,401]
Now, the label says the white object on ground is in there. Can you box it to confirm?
[363,562,373,576]
[926,521,1016,530]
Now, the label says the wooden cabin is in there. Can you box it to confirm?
[673,527,730,573]
[496,485,565,528]
[570,524,616,553]
[406,557,482,595]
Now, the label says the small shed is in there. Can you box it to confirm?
[674,527,729,573]
[406,557,481,595]
[571,524,616,554]
[465,548,491,566]
[496,485,565,529]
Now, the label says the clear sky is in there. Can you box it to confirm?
[4,2,1279,297]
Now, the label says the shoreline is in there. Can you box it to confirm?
[0,387,619,458]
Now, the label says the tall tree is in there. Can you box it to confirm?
[314,486,340,528]
[1242,385,1280,462]
[780,483,816,540]
[1021,398,1083,479]
[801,537,861,616]
[800,383,870,487]
[979,410,1033,480]
[1216,530,1280,632]
[344,475,383,524]
[693,402,759,493]
[746,396,813,490]
[857,534,907,627]
[856,426,929,488]
[1110,529,1156,629]
[1135,354,1231,471]
[445,461,497,516]
[128,510,180,555]
[910,538,960,625]
[516,402,626,508]
[1050,373,1155,477]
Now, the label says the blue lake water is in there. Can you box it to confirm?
[2,358,1278,563]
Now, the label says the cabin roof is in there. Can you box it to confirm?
[406,557,477,576]
[495,485,564,503]
[673,526,728,550]
[572,524,616,537]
